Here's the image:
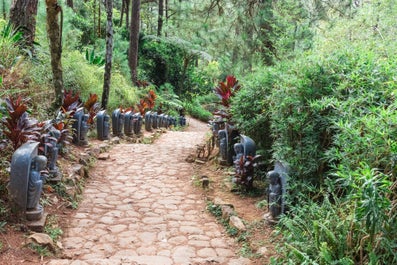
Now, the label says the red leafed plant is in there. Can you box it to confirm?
[135,90,157,115]
[52,121,72,148]
[2,96,40,150]
[214,75,241,107]
[136,99,148,115]
[146,90,157,109]
[61,90,82,115]
[84,93,101,124]
[234,154,261,190]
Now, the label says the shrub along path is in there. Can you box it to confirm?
[47,118,252,265]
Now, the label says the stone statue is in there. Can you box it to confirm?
[27,155,48,212]
[47,129,60,176]
[103,114,110,138]
[81,114,89,144]
[268,170,282,219]
[218,130,227,161]
[233,143,244,163]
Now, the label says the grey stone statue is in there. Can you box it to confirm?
[218,130,227,161]
[47,129,60,177]
[268,170,282,219]
[27,155,48,212]
[233,143,244,163]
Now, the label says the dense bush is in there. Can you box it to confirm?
[139,35,200,97]
[184,97,213,122]
[258,1,397,263]
[62,50,138,110]
[230,69,275,164]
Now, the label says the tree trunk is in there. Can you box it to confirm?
[9,0,38,49]
[157,0,164,36]
[128,0,140,85]
[102,0,113,110]
[2,0,6,19]
[93,0,96,37]
[126,0,130,30]
[45,0,64,108]
[97,0,101,37]
[66,0,73,9]
[119,0,125,27]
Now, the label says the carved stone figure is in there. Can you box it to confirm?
[268,170,282,219]
[47,129,60,177]
[103,114,110,138]
[96,110,110,140]
[233,143,244,163]
[26,155,47,220]
[218,129,227,161]
[73,109,89,145]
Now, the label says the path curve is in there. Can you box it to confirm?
[47,118,251,265]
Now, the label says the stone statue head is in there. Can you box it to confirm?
[267,170,280,185]
[34,155,48,171]
[234,143,244,155]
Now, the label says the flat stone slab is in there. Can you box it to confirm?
[27,213,48,232]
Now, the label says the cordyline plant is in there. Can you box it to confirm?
[234,154,261,190]
[51,90,82,152]
[61,90,82,115]
[214,75,241,108]
[2,96,40,150]
[84,93,101,125]
[135,90,157,115]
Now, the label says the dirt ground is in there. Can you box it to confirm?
[0,118,277,264]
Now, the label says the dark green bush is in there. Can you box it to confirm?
[230,69,275,164]
[139,36,199,96]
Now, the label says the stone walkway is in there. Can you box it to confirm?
[47,118,251,265]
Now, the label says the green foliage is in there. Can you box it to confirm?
[230,68,275,161]
[44,215,63,242]
[0,21,23,69]
[28,243,52,257]
[155,83,184,116]
[139,35,201,96]
[184,99,212,122]
[85,48,105,66]
[262,1,397,264]
[274,195,355,264]
[188,60,221,96]
[62,50,138,110]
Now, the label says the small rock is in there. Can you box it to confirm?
[214,197,228,205]
[228,257,252,265]
[88,147,101,157]
[72,164,84,177]
[56,241,63,250]
[257,246,268,255]
[111,137,120,144]
[98,153,110,160]
[185,154,195,163]
[79,153,91,166]
[27,233,55,251]
[263,212,278,225]
[229,216,246,231]
[99,143,109,153]
[201,176,209,189]
[221,205,235,220]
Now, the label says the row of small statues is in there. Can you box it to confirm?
[10,108,185,222]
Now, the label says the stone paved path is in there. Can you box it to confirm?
[47,118,251,265]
